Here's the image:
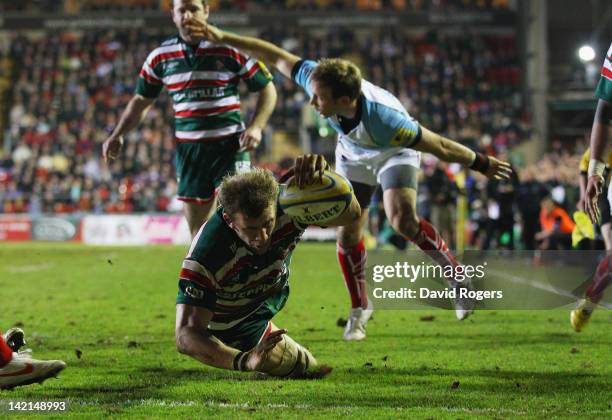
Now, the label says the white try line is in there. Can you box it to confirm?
[487,268,612,310]
[5,263,53,273]
[121,399,610,416]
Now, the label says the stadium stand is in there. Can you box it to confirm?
[1,0,566,250]
[1,28,527,215]
[0,0,515,13]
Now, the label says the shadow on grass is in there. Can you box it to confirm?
[27,367,270,400]
[21,362,608,413]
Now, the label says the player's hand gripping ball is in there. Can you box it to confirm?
[279,170,353,225]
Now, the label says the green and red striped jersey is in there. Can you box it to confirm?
[178,206,306,330]
[596,42,612,102]
[136,36,273,142]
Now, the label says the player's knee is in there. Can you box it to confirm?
[186,216,205,238]
[189,226,200,240]
[388,209,419,237]
[184,203,212,238]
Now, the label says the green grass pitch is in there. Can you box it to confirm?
[0,242,610,418]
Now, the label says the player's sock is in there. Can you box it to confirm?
[585,254,612,307]
[337,239,368,309]
[0,334,13,368]
[406,218,460,280]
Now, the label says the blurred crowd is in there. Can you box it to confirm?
[367,146,585,251]
[199,0,515,12]
[466,149,583,251]
[0,21,585,251]
[1,30,178,214]
[0,0,516,13]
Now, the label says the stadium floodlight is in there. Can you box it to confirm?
[578,45,596,62]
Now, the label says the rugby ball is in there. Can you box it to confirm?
[279,170,353,224]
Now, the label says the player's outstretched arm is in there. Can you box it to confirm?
[414,126,513,180]
[585,99,611,224]
[175,304,247,370]
[102,94,155,163]
[176,304,310,376]
[194,23,301,79]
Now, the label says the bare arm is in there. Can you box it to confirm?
[414,126,512,180]
[111,94,155,138]
[195,23,301,79]
[414,126,476,166]
[102,94,155,162]
[585,99,612,223]
[239,82,277,152]
[175,303,287,372]
[175,304,240,370]
[250,82,277,131]
[590,99,611,162]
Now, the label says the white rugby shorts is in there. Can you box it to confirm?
[334,138,421,186]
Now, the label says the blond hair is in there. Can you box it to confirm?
[218,168,278,218]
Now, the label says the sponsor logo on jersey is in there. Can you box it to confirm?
[185,286,204,300]
[390,128,416,146]
[218,281,278,301]
[174,88,227,101]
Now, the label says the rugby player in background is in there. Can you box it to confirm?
[102,0,277,238]
[572,41,612,332]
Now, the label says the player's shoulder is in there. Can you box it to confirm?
[361,80,414,135]
[161,35,180,47]
[292,60,317,80]
[360,80,420,146]
[361,79,407,117]
[187,209,237,270]
[144,35,182,62]
[599,43,612,80]
[152,35,182,53]
[298,59,318,71]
